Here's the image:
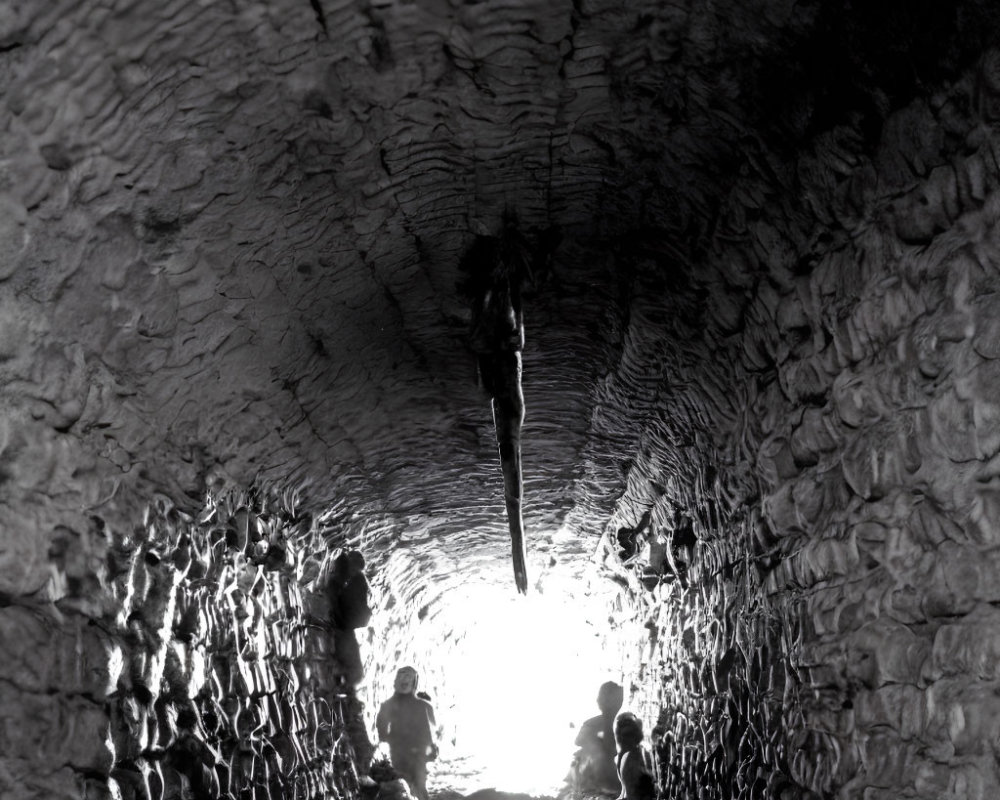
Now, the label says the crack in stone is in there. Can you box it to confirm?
[308,0,328,35]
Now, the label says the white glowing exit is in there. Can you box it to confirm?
[426,572,626,796]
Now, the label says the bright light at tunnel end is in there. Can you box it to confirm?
[406,573,627,796]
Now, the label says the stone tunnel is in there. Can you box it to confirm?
[4,0,1000,798]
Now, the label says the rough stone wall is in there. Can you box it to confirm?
[6,1,1000,798]
[0,0,701,610]
[603,48,1000,800]
[1,487,368,800]
[754,58,1000,799]
[589,237,782,797]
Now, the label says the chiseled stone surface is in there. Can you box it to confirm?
[586,13,1000,800]
[4,0,1000,798]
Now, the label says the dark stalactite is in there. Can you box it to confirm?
[459,215,536,594]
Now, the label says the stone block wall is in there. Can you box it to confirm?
[1,486,369,800]
[606,49,1000,800]
[4,1,1000,797]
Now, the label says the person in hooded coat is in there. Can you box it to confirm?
[613,712,656,800]
[375,666,438,800]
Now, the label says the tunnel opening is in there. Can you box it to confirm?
[361,557,642,797]
[83,484,671,800]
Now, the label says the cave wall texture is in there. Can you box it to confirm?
[4,0,1000,798]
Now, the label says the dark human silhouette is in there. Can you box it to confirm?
[570,681,624,796]
[375,666,438,800]
[462,216,533,593]
[376,778,416,800]
[327,549,372,687]
[613,712,656,800]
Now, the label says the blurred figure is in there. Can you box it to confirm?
[376,778,416,800]
[613,712,655,800]
[376,666,439,800]
[328,549,372,688]
[570,681,624,796]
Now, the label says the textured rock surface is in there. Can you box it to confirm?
[1,488,368,800]
[5,0,1000,798]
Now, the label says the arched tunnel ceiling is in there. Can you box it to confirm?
[3,0,999,597]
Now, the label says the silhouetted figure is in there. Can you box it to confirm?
[167,704,221,800]
[346,689,376,775]
[571,681,624,796]
[377,778,416,800]
[375,666,438,800]
[326,552,351,607]
[613,712,656,800]
[462,215,533,593]
[327,550,372,688]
